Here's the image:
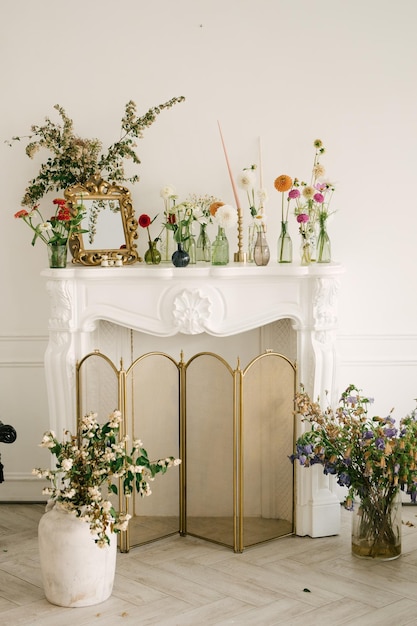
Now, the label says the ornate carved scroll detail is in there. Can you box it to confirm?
[312,277,340,345]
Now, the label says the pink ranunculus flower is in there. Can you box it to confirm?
[313,192,325,203]
[288,189,300,199]
[297,213,309,224]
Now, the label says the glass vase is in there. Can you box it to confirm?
[300,236,313,266]
[352,488,402,560]
[144,241,161,265]
[212,226,229,266]
[247,220,259,263]
[47,243,68,268]
[184,231,197,264]
[316,221,331,263]
[172,243,190,267]
[253,229,270,266]
[196,224,211,262]
[160,228,176,263]
[277,221,292,263]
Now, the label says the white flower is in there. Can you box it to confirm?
[61,458,73,472]
[102,500,112,513]
[160,185,176,199]
[108,410,122,428]
[39,432,55,448]
[237,170,256,190]
[38,222,52,232]
[88,486,101,501]
[313,164,326,179]
[303,186,315,200]
[214,204,238,229]
[132,439,143,449]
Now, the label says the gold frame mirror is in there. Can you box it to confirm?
[64,175,139,265]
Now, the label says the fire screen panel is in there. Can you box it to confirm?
[184,353,236,549]
[240,353,296,550]
[76,352,119,423]
[124,353,181,549]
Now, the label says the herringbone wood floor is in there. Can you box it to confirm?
[1,503,417,625]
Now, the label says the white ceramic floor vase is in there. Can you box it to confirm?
[38,503,117,607]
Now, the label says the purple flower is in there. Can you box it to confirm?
[375,437,385,450]
[303,443,313,455]
[384,427,397,438]
[363,430,374,440]
[313,192,324,203]
[297,213,309,224]
[337,472,351,487]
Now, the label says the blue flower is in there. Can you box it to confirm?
[384,427,397,438]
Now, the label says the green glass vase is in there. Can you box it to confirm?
[212,227,229,266]
[144,241,161,265]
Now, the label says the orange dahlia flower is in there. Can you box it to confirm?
[209,201,224,217]
[274,175,293,193]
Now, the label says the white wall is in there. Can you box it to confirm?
[1,0,416,499]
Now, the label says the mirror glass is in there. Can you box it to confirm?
[82,199,125,250]
[64,176,139,265]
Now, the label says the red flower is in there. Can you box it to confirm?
[53,198,67,206]
[14,209,29,219]
[138,214,151,228]
[56,208,71,221]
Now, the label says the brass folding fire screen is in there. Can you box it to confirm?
[76,349,296,553]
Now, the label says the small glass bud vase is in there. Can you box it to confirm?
[144,241,161,265]
[196,223,211,262]
[212,226,229,265]
[300,235,313,265]
[316,220,331,263]
[184,232,197,264]
[253,229,270,266]
[247,220,257,263]
[277,221,292,263]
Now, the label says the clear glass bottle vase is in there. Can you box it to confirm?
[316,220,331,263]
[196,223,211,262]
[253,229,270,266]
[212,226,229,265]
[184,230,197,264]
[277,221,292,263]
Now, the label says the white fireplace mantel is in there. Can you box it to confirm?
[42,261,344,538]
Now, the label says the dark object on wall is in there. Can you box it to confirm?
[0,421,17,483]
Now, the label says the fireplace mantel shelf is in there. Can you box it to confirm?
[41,261,344,539]
[41,262,344,338]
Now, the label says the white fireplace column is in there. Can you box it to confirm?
[42,262,344,538]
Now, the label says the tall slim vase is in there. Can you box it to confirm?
[277,221,292,263]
